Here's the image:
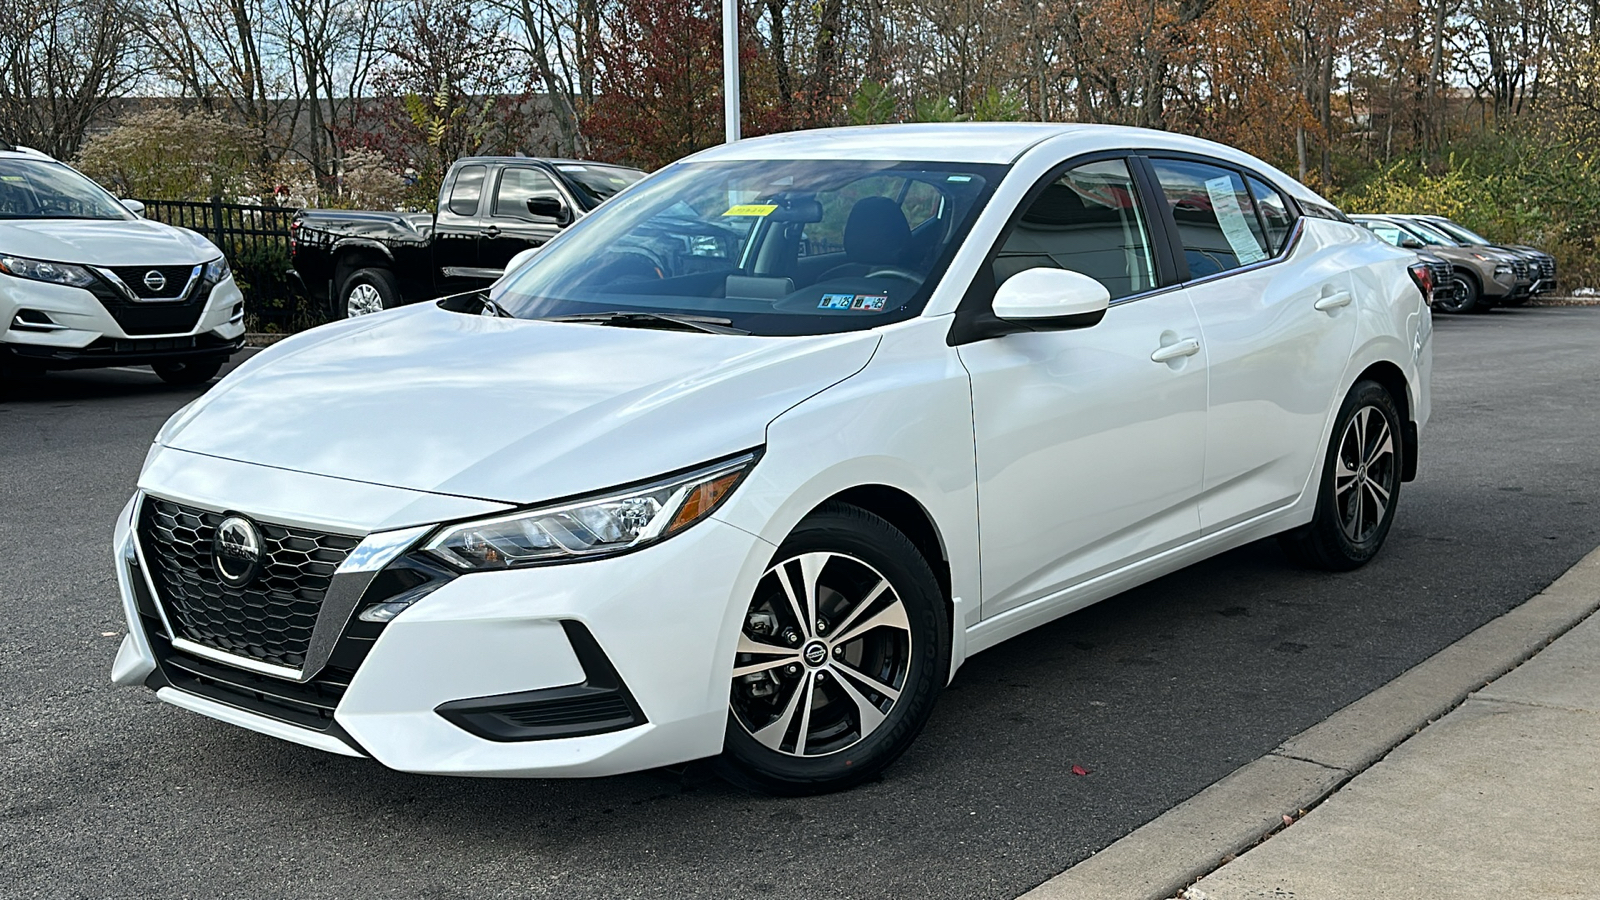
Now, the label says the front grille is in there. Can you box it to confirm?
[89,273,210,336]
[1511,259,1530,280]
[139,498,361,670]
[1539,257,1556,280]
[105,265,199,299]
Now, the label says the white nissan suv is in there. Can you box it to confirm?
[0,144,244,384]
[112,124,1432,794]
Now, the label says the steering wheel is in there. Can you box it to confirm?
[862,267,924,285]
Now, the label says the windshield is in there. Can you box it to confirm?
[556,163,645,208]
[491,159,1001,336]
[1424,218,1492,245]
[1398,219,1460,246]
[0,158,132,221]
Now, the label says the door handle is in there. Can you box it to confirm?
[1314,290,1352,311]
[1150,338,1201,363]
[484,226,502,238]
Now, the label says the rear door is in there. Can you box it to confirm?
[433,163,491,291]
[1142,157,1359,533]
[479,165,572,275]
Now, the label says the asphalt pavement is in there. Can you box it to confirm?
[4,307,1600,900]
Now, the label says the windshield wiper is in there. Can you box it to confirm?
[544,311,750,335]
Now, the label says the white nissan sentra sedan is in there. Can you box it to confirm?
[111,124,1432,794]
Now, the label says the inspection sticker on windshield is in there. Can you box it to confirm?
[818,293,855,309]
[851,294,888,311]
[723,204,778,217]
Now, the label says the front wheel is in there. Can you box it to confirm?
[1279,380,1403,571]
[152,358,224,386]
[716,503,949,795]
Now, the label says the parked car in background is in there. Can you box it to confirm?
[114,123,1432,794]
[1352,214,1529,313]
[1398,214,1557,302]
[290,157,645,319]
[0,143,244,383]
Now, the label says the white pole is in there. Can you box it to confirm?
[723,0,740,142]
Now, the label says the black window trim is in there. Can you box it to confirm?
[948,148,1177,346]
[1134,152,1309,292]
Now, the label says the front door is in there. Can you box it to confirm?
[479,166,569,276]
[959,158,1209,619]
[1144,158,1360,532]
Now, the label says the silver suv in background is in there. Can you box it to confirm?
[0,143,244,384]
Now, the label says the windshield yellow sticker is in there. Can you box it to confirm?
[723,204,778,217]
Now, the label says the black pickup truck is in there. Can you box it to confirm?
[289,157,645,318]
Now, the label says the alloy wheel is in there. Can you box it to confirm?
[1334,406,1397,543]
[346,283,384,317]
[731,552,913,758]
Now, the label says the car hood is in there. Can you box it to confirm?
[0,217,219,266]
[159,303,881,505]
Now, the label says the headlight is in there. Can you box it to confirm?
[424,451,760,569]
[204,256,231,283]
[0,254,95,288]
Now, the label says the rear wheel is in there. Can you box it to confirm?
[339,267,401,318]
[716,503,949,795]
[152,358,224,386]
[1440,272,1480,313]
[1280,380,1403,571]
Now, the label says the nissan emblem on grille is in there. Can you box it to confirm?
[213,515,263,588]
[143,269,167,293]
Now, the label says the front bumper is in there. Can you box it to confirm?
[2,271,245,369]
[112,452,775,777]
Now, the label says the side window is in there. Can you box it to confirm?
[446,165,486,217]
[993,158,1156,301]
[1364,223,1405,246]
[1247,176,1295,253]
[1150,159,1268,278]
[494,167,564,221]
[902,180,943,230]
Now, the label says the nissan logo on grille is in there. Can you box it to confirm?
[143,270,167,293]
[212,515,263,588]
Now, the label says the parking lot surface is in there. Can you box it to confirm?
[5,307,1600,900]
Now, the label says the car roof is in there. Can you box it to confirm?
[456,156,643,173]
[683,122,1331,206]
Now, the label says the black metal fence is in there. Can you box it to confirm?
[131,198,322,332]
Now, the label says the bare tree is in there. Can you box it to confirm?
[0,0,144,157]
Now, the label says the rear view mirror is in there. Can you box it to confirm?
[527,196,572,225]
[502,247,541,279]
[120,198,145,216]
[1399,235,1424,249]
[992,267,1110,330]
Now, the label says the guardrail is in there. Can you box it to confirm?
[130,198,318,332]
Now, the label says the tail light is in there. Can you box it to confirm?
[1407,262,1434,307]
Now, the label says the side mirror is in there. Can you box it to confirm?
[527,195,571,225]
[992,267,1111,330]
[501,247,541,279]
[1398,235,1424,249]
[120,199,145,216]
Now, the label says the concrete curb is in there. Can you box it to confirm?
[1017,545,1600,900]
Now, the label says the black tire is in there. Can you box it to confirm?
[715,502,950,795]
[152,357,224,386]
[338,267,401,319]
[1279,380,1404,571]
[1439,272,1480,313]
